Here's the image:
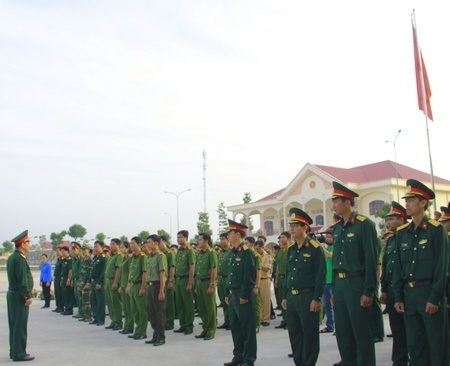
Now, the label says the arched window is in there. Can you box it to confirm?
[264,221,274,236]
[369,200,384,216]
[315,215,324,226]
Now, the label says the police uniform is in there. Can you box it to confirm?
[275,246,288,327]
[119,253,133,333]
[89,251,107,325]
[104,250,123,329]
[161,247,176,330]
[52,248,64,312]
[78,244,93,322]
[217,243,232,328]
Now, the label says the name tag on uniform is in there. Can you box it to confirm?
[303,253,311,258]
[401,243,409,248]
[419,239,427,245]
[236,258,241,262]
[347,233,354,237]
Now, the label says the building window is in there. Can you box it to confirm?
[369,200,384,216]
[315,215,324,226]
[265,221,274,236]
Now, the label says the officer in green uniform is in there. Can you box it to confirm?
[331,181,378,366]
[174,230,196,335]
[393,179,449,365]
[275,231,290,329]
[159,235,176,330]
[145,235,168,346]
[371,236,385,342]
[118,241,133,334]
[281,208,326,366]
[7,230,35,362]
[126,236,148,340]
[104,238,123,330]
[71,242,83,318]
[224,220,257,366]
[86,240,107,326]
[439,202,450,330]
[217,232,232,329]
[245,236,262,333]
[60,245,74,315]
[78,244,93,322]
[194,232,218,340]
[52,246,64,313]
[380,201,409,366]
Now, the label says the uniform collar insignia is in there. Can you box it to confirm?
[347,233,354,237]
[419,239,427,245]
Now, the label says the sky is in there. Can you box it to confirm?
[1,0,449,244]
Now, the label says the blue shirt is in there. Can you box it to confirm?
[40,261,52,283]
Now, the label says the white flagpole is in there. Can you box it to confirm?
[411,9,436,213]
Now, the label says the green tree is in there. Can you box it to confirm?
[139,230,150,243]
[2,240,14,253]
[190,212,213,246]
[50,231,67,250]
[240,192,254,231]
[68,224,87,241]
[95,232,106,242]
[120,235,129,243]
[157,229,171,245]
[375,202,392,233]
[217,202,229,235]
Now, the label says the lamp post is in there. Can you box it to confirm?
[164,212,173,242]
[164,189,191,232]
[386,129,402,201]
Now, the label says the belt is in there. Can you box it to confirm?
[229,288,241,294]
[175,275,188,279]
[337,271,363,279]
[408,280,432,288]
[260,277,270,280]
[130,280,142,285]
[147,281,160,286]
[196,278,211,282]
[290,287,314,295]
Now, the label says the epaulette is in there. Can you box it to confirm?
[242,244,249,251]
[310,239,320,248]
[428,219,440,227]
[396,223,409,231]
[287,243,294,250]
[356,215,366,222]
[206,246,212,252]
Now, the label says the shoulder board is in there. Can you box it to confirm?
[287,243,294,250]
[396,223,409,231]
[356,215,366,222]
[428,219,440,227]
[310,239,320,248]
[242,244,249,251]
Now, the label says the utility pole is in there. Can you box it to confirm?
[203,148,207,213]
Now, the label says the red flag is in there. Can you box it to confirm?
[412,23,433,121]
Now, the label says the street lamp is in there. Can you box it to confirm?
[164,189,191,232]
[164,212,173,242]
[386,129,402,201]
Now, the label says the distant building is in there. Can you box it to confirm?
[227,160,450,241]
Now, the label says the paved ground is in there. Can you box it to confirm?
[0,270,395,365]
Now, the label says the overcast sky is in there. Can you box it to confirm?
[1,0,449,243]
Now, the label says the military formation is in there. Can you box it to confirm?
[7,178,450,365]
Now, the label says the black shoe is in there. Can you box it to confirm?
[133,334,147,340]
[173,327,186,333]
[165,325,174,330]
[204,334,214,340]
[153,338,165,346]
[270,314,276,320]
[374,337,384,343]
[112,325,122,331]
[386,333,393,338]
[62,311,73,316]
[13,355,35,361]
[261,322,270,327]
[128,334,137,338]
[288,354,293,358]
[89,320,99,325]
[195,332,206,338]
[226,325,231,330]
[275,321,286,329]
[333,361,342,366]
[145,338,157,344]
[105,324,115,329]
[121,329,133,335]
[217,323,229,329]
[277,312,282,316]
[41,305,49,309]
[224,360,242,366]
[96,321,105,326]
[239,363,253,366]
[183,329,193,335]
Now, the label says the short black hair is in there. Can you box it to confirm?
[131,236,142,244]
[160,235,168,242]
[245,236,255,244]
[178,230,189,239]
[254,239,264,248]
[147,234,161,243]
[199,232,212,246]
[219,233,228,239]
[111,238,121,246]
[280,231,291,239]
[94,240,105,247]
[121,241,130,249]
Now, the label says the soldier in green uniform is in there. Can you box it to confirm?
[85,240,107,326]
[281,208,326,366]
[224,220,257,366]
[126,236,148,340]
[275,231,290,329]
[118,241,133,334]
[393,179,449,365]
[104,238,123,330]
[245,236,262,333]
[439,202,450,330]
[174,230,196,335]
[371,236,385,342]
[217,232,232,329]
[194,232,218,340]
[52,246,64,313]
[60,245,74,315]
[71,242,83,318]
[145,235,168,346]
[159,235,176,330]
[78,243,93,322]
[7,230,35,362]
[379,201,409,366]
[331,181,378,366]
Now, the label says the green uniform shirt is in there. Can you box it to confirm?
[325,245,334,284]
[175,245,196,277]
[53,258,62,277]
[80,256,93,283]
[195,247,218,279]
[148,251,167,282]
[225,243,256,300]
[72,256,81,280]
[393,218,449,305]
[218,247,232,277]
[90,254,107,285]
[283,238,326,301]
[61,256,73,277]
[119,256,131,288]
[332,212,378,298]
[380,234,397,293]
[7,250,34,301]
[129,252,148,283]
[276,250,288,275]
[105,253,123,279]
[162,248,176,269]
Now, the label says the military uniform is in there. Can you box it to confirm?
[370,237,385,340]
[104,251,123,329]
[175,245,196,332]
[53,254,63,312]
[161,247,176,330]
[89,253,107,324]
[275,247,288,326]
[78,249,93,322]
[128,251,148,338]
[60,250,74,315]
[252,249,262,329]
[119,255,133,333]
[217,245,232,327]
[71,245,82,317]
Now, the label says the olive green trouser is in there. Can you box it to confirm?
[105,279,122,327]
[255,288,261,327]
[121,287,133,331]
[165,287,175,328]
[277,277,286,321]
[175,277,194,330]
[217,277,229,325]
[7,291,29,361]
[90,279,105,322]
[73,278,82,314]
[130,284,148,336]
[197,280,217,336]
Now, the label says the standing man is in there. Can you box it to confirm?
[78,243,93,322]
[71,242,82,318]
[7,230,34,362]
[320,228,335,334]
[331,181,378,366]
[118,241,133,334]
[224,220,257,366]
[52,246,63,313]
[145,235,168,346]
[275,232,290,329]
[393,179,449,365]
[255,240,272,327]
[282,208,326,366]
[60,245,74,316]
[40,254,52,309]
[380,201,409,366]
[439,202,450,329]
[174,230,196,335]
[217,232,233,330]
[104,238,123,331]
[194,232,218,340]
[159,235,176,331]
[245,236,262,333]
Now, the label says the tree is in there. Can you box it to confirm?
[375,202,392,233]
[38,235,47,245]
[217,202,229,235]
[50,231,67,250]
[240,192,254,231]
[120,235,129,243]
[157,229,171,245]
[138,231,150,243]
[68,224,87,241]
[190,212,213,246]
[95,232,106,242]
[2,240,14,253]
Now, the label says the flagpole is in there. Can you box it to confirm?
[412,9,436,213]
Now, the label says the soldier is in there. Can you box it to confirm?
[320,228,335,334]
[71,242,83,318]
[217,232,233,330]
[159,235,176,331]
[439,202,450,330]
[145,235,168,346]
[275,232,290,329]
[194,232,218,340]
[224,220,257,366]
[254,239,272,327]
[52,246,64,313]
[331,181,378,366]
[104,238,123,331]
[379,201,409,366]
[78,243,93,322]
[60,245,74,315]
[126,236,148,340]
[118,241,133,335]
[85,240,107,326]
[173,230,196,335]
[7,230,34,362]
[393,179,449,365]
[245,236,262,333]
